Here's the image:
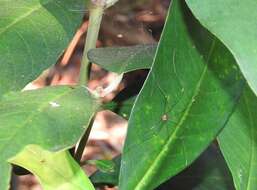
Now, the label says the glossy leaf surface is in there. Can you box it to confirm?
[88,44,156,74]
[119,1,244,189]
[10,145,95,190]
[0,86,98,190]
[0,0,84,95]
[186,0,257,95]
[218,87,257,190]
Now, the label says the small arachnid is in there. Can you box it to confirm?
[161,114,168,121]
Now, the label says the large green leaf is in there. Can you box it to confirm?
[157,145,234,190]
[218,86,257,190]
[10,145,95,190]
[88,44,156,74]
[0,0,84,95]
[0,86,98,190]
[119,1,244,190]
[185,0,257,96]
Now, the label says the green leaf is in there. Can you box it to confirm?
[103,96,137,119]
[9,145,95,190]
[90,156,121,186]
[87,159,115,173]
[218,86,257,190]
[185,0,257,96]
[88,44,156,74]
[90,146,234,189]
[0,0,85,95]
[157,145,234,190]
[0,86,98,190]
[119,1,244,190]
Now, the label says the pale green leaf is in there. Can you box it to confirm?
[10,145,95,190]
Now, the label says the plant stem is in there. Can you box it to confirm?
[76,0,120,162]
[79,5,104,85]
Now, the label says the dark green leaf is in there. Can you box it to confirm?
[87,159,115,173]
[0,86,98,190]
[88,44,156,74]
[157,145,234,190]
[103,96,136,119]
[0,0,85,95]
[90,156,121,186]
[119,1,244,189]
[218,86,257,190]
[186,0,257,95]
[90,146,235,190]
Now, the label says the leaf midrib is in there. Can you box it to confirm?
[133,40,217,190]
[0,0,52,36]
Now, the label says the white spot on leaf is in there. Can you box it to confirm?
[49,101,60,108]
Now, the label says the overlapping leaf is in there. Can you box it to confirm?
[157,145,234,190]
[103,96,136,119]
[218,86,257,190]
[90,156,121,186]
[88,44,156,74]
[89,45,154,118]
[90,146,234,190]
[119,1,244,189]
[0,86,98,190]
[10,145,95,190]
[0,0,84,95]
[186,0,257,95]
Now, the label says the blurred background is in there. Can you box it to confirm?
[13,0,170,189]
